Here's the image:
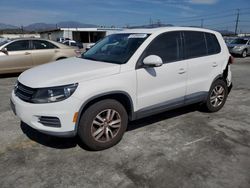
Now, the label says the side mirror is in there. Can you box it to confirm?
[0,48,8,55]
[143,55,163,67]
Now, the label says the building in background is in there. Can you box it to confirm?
[40,27,122,48]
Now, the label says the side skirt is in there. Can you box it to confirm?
[133,92,208,121]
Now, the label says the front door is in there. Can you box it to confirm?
[0,40,33,73]
[136,31,187,111]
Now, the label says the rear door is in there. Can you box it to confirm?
[136,31,187,111]
[183,31,222,102]
[31,40,59,65]
[0,40,33,73]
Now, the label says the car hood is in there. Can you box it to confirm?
[18,57,121,88]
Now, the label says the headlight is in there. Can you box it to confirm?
[32,83,78,103]
[234,46,243,50]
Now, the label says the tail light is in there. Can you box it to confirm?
[229,55,234,64]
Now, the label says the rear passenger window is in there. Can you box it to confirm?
[33,40,58,50]
[184,31,207,59]
[144,31,182,63]
[205,33,221,55]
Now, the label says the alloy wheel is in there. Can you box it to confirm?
[91,109,121,143]
[210,85,225,108]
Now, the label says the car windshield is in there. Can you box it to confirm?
[230,38,248,44]
[81,33,149,64]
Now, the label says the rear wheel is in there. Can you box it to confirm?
[204,79,228,112]
[78,99,128,150]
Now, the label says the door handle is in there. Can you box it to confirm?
[212,62,218,67]
[178,68,186,74]
[54,49,59,53]
[24,52,31,55]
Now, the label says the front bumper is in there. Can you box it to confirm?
[11,91,82,137]
[228,48,243,55]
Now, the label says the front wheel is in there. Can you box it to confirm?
[242,49,247,58]
[203,79,228,112]
[78,99,128,150]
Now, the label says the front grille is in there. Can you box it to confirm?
[15,82,36,102]
[38,116,61,127]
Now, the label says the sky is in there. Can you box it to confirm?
[0,0,250,32]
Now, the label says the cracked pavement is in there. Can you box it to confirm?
[0,58,250,188]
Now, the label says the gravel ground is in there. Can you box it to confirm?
[0,57,250,188]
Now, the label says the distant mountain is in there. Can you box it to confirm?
[57,21,97,28]
[0,21,97,31]
[24,21,97,31]
[0,23,18,30]
[24,23,56,31]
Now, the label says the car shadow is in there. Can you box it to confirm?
[20,122,78,149]
[127,104,199,131]
[20,104,200,150]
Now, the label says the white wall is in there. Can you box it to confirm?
[63,30,73,39]
[40,30,64,41]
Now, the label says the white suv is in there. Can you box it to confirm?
[11,27,233,150]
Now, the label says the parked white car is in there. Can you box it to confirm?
[11,27,233,150]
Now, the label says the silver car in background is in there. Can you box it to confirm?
[227,37,250,58]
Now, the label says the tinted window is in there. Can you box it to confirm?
[205,33,221,55]
[184,31,207,59]
[230,38,248,44]
[144,31,182,63]
[6,40,30,51]
[33,40,58,49]
[71,42,77,46]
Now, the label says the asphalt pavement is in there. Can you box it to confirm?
[0,57,250,188]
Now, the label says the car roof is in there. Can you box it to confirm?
[2,38,73,49]
[118,26,220,35]
[10,38,50,41]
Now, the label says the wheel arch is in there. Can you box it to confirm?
[75,91,135,131]
[56,57,67,61]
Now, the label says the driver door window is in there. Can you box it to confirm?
[1,40,33,72]
[6,40,30,51]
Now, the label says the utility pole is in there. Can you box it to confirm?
[201,19,204,28]
[149,17,153,26]
[235,9,240,35]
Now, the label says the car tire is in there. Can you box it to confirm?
[242,49,247,58]
[78,99,128,150]
[203,79,228,112]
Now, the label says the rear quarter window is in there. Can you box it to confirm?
[205,33,221,55]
